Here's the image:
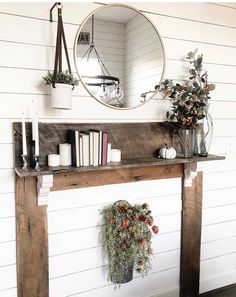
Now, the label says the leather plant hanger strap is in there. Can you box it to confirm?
[52,4,72,88]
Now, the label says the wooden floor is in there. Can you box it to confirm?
[200,284,236,297]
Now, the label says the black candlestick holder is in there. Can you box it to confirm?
[34,155,40,171]
[21,154,28,170]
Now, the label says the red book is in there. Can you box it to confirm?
[102,132,108,166]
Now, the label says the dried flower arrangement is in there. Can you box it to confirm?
[101,200,158,284]
[156,49,215,129]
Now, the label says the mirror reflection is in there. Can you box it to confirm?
[75,5,165,109]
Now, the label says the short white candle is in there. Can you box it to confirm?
[107,143,112,163]
[22,113,27,155]
[59,143,72,166]
[110,149,121,163]
[48,154,60,167]
[34,113,39,155]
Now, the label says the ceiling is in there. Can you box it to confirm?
[95,6,138,24]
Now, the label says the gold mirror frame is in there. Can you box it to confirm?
[73,3,166,110]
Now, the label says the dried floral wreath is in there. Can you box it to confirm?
[101,200,158,284]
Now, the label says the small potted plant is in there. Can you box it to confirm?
[43,70,79,110]
[156,49,215,157]
[101,200,159,284]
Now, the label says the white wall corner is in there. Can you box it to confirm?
[37,174,53,206]
[197,162,204,172]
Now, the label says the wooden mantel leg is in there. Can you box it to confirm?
[180,163,203,297]
[16,175,49,297]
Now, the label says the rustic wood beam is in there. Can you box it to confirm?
[52,164,183,191]
[180,163,203,297]
[16,175,49,297]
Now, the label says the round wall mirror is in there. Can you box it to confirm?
[74,4,165,109]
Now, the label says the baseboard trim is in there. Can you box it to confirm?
[148,287,179,297]
[200,269,236,294]
[146,270,236,297]
[200,283,236,296]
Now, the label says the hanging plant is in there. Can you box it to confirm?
[42,3,79,110]
[43,70,79,86]
[101,200,159,284]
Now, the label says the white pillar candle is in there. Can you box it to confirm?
[22,113,27,155]
[59,143,72,166]
[107,143,112,163]
[34,113,39,155]
[48,154,60,167]
[110,149,121,163]
[32,100,36,141]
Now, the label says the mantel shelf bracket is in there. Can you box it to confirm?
[37,174,53,206]
[184,162,197,187]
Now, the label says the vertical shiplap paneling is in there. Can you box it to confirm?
[125,14,163,106]
[0,2,235,296]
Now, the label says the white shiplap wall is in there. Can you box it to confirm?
[0,2,236,297]
[125,14,164,106]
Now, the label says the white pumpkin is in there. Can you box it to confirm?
[159,145,176,159]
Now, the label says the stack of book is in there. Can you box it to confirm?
[67,129,108,167]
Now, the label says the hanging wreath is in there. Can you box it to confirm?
[101,200,159,285]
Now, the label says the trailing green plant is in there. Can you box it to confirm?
[156,49,215,129]
[101,200,159,283]
[43,70,79,86]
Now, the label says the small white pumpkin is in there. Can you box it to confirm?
[159,145,176,159]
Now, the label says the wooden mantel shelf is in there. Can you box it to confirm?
[14,122,225,297]
[15,154,224,177]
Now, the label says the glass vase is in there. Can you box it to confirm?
[195,113,213,157]
[173,128,196,158]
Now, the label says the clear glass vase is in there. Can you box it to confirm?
[195,113,213,157]
[173,128,196,158]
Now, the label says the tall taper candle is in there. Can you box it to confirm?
[32,100,36,141]
[34,113,39,155]
[22,113,27,155]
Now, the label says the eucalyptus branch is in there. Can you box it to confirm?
[156,49,215,129]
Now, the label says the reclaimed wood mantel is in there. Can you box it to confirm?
[14,122,224,297]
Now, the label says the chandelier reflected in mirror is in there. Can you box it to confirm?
[80,15,124,107]
[74,4,165,109]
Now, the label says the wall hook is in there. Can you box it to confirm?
[50,2,62,22]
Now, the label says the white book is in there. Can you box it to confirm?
[79,135,83,167]
[91,131,99,166]
[80,132,89,167]
[98,130,103,166]
[89,131,94,166]
[75,131,80,167]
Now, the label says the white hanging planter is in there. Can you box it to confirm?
[51,83,73,110]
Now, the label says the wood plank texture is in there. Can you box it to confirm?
[15,154,225,178]
[180,164,203,297]
[16,175,49,297]
[52,164,182,191]
[13,122,172,167]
